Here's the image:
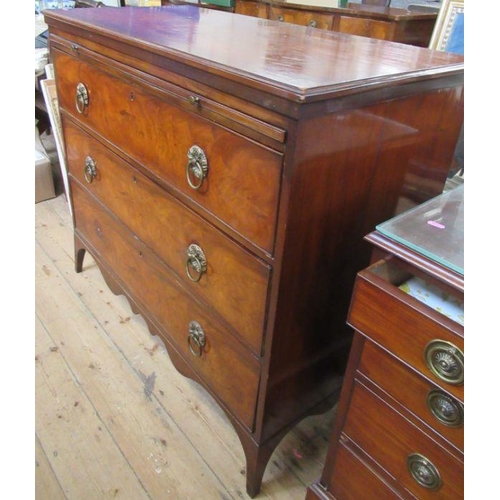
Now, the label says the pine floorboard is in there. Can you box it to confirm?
[35,193,337,500]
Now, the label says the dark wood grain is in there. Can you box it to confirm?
[269,6,334,30]
[237,0,437,47]
[348,266,464,401]
[308,200,464,499]
[46,5,462,102]
[53,48,283,254]
[307,441,401,500]
[359,340,464,452]
[64,118,271,355]
[45,6,464,496]
[71,180,261,430]
[236,0,435,20]
[258,84,462,440]
[344,381,463,499]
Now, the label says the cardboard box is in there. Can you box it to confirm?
[35,149,56,203]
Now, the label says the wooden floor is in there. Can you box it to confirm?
[35,193,337,500]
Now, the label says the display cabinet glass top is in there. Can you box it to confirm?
[377,185,464,275]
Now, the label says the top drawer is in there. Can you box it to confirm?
[348,258,464,401]
[52,47,284,255]
[269,7,334,30]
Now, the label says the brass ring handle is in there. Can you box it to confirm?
[185,244,207,282]
[277,15,284,21]
[84,156,97,183]
[187,321,206,357]
[407,453,442,490]
[309,20,317,28]
[75,82,89,114]
[424,340,464,385]
[426,389,464,428]
[186,145,208,190]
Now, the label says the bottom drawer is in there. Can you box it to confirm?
[343,380,463,499]
[326,442,399,500]
[71,180,260,430]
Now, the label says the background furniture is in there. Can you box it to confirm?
[307,185,464,499]
[162,0,438,46]
[45,6,463,497]
[361,0,390,6]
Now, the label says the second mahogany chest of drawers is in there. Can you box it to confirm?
[44,5,464,496]
[307,186,464,499]
[234,0,438,47]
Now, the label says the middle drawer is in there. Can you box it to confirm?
[65,118,271,356]
[358,339,464,452]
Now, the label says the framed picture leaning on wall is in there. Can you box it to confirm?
[429,0,464,54]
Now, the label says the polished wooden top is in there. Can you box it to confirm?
[44,5,463,102]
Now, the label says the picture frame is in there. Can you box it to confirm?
[40,76,73,217]
[429,0,464,54]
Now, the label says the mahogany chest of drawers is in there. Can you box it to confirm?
[44,5,463,496]
[307,186,464,499]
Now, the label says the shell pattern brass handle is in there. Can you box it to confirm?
[185,244,207,282]
[75,82,89,114]
[186,145,209,190]
[187,321,206,357]
[424,340,464,385]
[407,453,442,490]
[84,156,97,183]
[426,389,464,428]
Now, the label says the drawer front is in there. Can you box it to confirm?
[71,181,261,430]
[325,442,400,500]
[348,270,464,400]
[53,49,283,254]
[235,0,268,18]
[359,340,464,452]
[65,119,270,355]
[344,381,463,499]
[269,7,334,30]
[337,16,392,41]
